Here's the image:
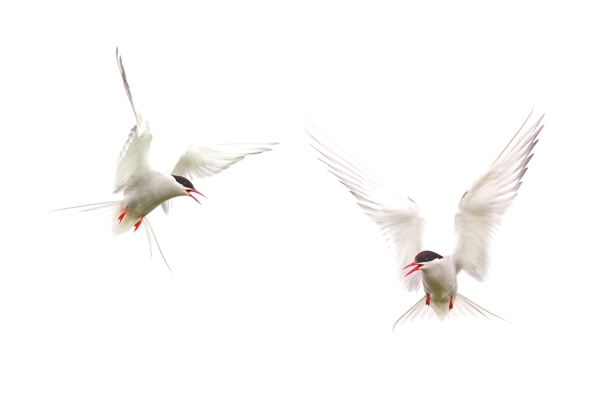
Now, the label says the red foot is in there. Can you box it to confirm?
[449,296,454,310]
[134,217,143,231]
[118,206,128,223]
[425,293,430,306]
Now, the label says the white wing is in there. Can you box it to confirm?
[171,143,277,179]
[307,121,425,292]
[161,143,277,214]
[453,111,544,281]
[113,47,154,195]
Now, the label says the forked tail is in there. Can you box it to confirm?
[51,201,133,235]
[139,216,173,274]
[392,293,509,330]
[50,202,173,273]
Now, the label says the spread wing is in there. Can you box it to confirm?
[113,47,154,195]
[453,111,544,281]
[170,143,277,180]
[161,143,277,214]
[307,121,425,292]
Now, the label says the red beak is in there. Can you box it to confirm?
[186,189,206,204]
[402,262,423,276]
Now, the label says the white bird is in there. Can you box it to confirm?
[53,48,277,271]
[307,111,543,327]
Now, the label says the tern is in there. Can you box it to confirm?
[53,48,277,271]
[307,111,543,327]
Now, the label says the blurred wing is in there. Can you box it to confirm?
[161,200,172,215]
[171,143,277,180]
[307,121,425,292]
[113,47,154,194]
[453,111,544,280]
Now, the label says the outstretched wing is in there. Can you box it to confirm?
[307,121,425,292]
[113,47,154,195]
[161,143,277,214]
[453,111,544,281]
[170,143,277,179]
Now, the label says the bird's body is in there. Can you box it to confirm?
[418,256,457,309]
[113,171,194,235]
[53,48,277,269]
[307,111,543,327]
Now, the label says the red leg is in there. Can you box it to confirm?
[134,217,143,231]
[425,293,430,306]
[118,206,128,223]
[449,296,454,310]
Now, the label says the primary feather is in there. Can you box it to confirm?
[308,111,543,327]
[113,48,153,195]
[51,48,278,271]
[306,121,425,292]
[171,143,277,180]
[453,111,544,281]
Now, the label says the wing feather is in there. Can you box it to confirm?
[307,121,425,292]
[113,47,154,194]
[170,143,277,180]
[453,111,544,280]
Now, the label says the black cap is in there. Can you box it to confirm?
[172,175,196,190]
[414,251,443,263]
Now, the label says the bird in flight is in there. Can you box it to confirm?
[53,48,277,271]
[307,111,543,328]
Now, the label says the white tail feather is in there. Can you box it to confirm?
[50,202,173,272]
[140,217,173,274]
[392,293,508,330]
[453,293,509,322]
[51,201,133,236]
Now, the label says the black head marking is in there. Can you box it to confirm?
[414,250,443,263]
[172,175,196,190]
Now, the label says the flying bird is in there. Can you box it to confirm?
[307,111,543,327]
[53,48,277,271]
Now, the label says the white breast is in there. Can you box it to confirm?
[420,256,458,303]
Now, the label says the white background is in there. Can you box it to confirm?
[1,1,599,399]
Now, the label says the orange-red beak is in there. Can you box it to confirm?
[402,262,423,276]
[186,189,206,204]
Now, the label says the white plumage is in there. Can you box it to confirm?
[53,48,277,270]
[307,111,543,327]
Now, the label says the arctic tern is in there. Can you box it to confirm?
[53,48,277,271]
[307,111,543,327]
